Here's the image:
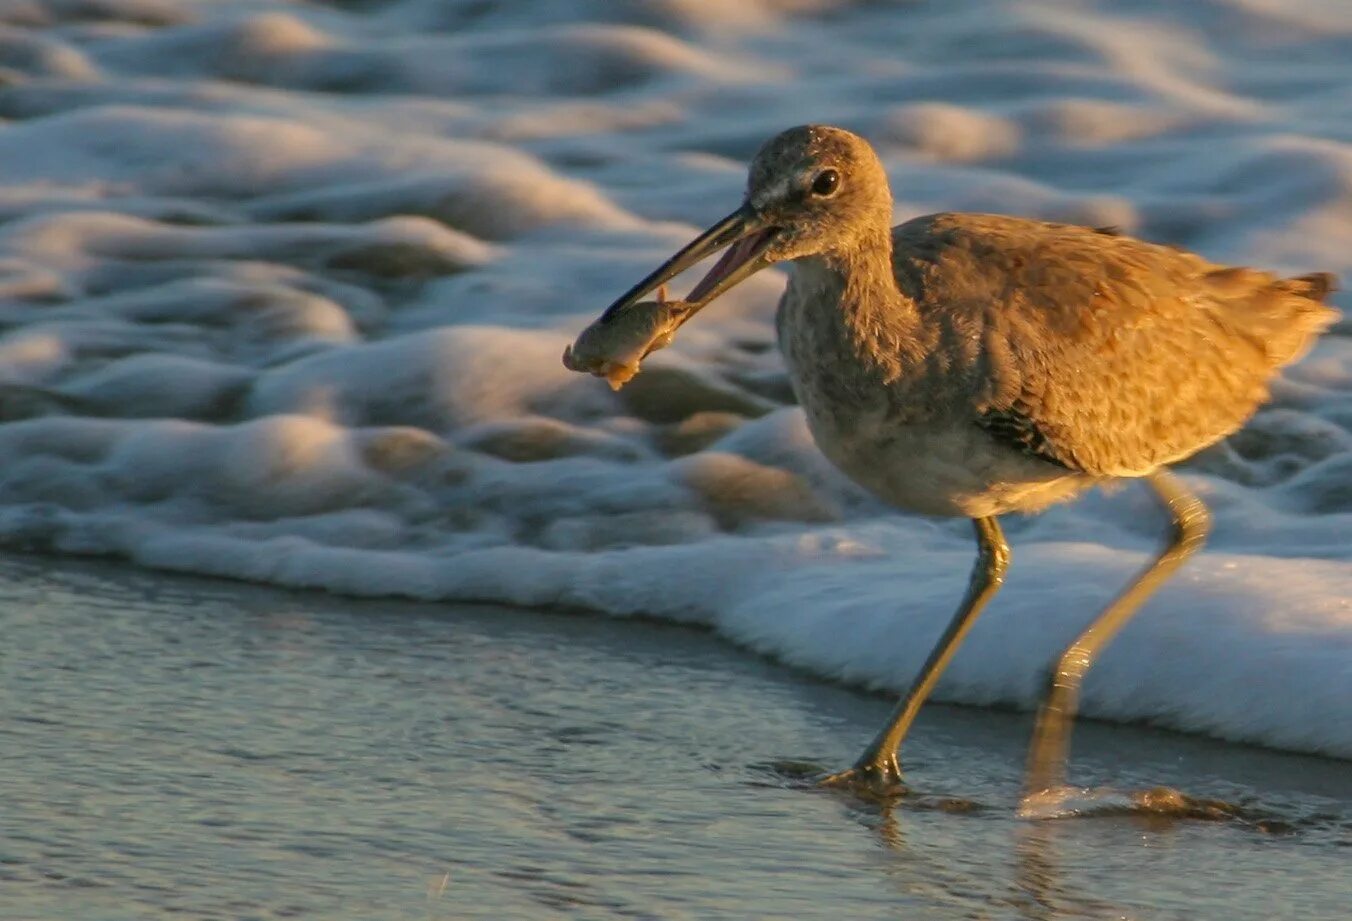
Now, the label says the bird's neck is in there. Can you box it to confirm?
[791,224,925,374]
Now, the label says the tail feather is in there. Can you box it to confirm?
[1205,268,1339,368]
[1264,272,1340,367]
[1288,271,1338,303]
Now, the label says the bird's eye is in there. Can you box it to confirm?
[810,169,841,197]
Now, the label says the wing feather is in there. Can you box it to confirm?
[892,213,1338,476]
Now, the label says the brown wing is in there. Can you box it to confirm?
[892,213,1338,476]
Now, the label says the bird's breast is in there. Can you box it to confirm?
[776,279,1093,519]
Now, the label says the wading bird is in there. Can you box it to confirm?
[593,125,1338,797]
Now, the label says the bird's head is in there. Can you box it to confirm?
[598,124,892,325]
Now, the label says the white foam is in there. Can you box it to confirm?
[0,0,1348,762]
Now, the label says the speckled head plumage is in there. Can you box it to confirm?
[596,124,895,326]
[745,125,894,261]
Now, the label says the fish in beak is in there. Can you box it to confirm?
[562,204,779,390]
[598,204,779,328]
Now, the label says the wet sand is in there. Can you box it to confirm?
[2,552,1350,920]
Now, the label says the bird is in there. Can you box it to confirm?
[595,124,1339,799]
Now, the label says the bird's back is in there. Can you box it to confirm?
[891,213,1339,476]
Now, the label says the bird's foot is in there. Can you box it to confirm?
[818,755,906,800]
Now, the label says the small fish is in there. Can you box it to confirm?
[562,285,693,390]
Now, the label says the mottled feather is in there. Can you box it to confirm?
[890,213,1339,476]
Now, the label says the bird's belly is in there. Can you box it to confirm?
[801,403,1093,519]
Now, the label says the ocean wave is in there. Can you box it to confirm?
[0,0,1348,758]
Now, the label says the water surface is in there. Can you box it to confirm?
[3,554,1350,920]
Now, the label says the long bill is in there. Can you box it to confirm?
[599,203,778,326]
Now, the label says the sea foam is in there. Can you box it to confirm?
[0,0,1349,759]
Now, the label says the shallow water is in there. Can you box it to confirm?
[4,553,1351,920]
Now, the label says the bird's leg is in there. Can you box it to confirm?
[1024,470,1210,797]
[821,517,1009,794]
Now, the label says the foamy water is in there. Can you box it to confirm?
[1,0,1349,759]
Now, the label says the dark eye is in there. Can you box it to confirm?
[810,169,840,197]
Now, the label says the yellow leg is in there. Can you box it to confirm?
[823,517,1009,792]
[1024,470,1210,796]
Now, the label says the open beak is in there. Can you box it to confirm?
[599,203,778,325]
